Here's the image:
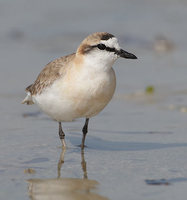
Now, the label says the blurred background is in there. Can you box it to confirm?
[1,0,187,199]
[1,0,187,95]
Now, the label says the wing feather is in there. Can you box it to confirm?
[26,53,75,95]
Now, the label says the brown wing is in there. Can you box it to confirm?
[26,53,75,95]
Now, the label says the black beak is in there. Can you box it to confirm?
[118,49,137,59]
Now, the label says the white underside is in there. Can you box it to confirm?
[30,66,116,122]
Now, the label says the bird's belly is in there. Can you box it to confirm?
[33,69,116,121]
[74,84,115,118]
[33,91,77,122]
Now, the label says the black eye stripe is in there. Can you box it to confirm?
[105,47,116,52]
[92,44,117,53]
[97,44,106,50]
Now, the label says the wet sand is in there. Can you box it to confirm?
[1,0,187,199]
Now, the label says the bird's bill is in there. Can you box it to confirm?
[118,49,137,59]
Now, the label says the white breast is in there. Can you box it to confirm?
[33,63,116,122]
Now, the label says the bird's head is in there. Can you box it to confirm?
[77,32,137,69]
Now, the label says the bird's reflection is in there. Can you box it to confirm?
[28,149,108,200]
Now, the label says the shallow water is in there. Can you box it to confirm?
[1,0,187,199]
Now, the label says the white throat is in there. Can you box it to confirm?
[83,52,116,72]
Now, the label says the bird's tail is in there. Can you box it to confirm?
[22,92,34,105]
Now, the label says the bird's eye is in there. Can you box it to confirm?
[97,44,106,50]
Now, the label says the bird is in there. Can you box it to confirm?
[22,32,137,149]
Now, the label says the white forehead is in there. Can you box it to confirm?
[100,37,120,50]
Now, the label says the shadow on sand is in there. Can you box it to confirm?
[69,131,187,151]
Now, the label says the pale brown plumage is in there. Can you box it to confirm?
[23,32,113,105]
[26,53,75,95]
[22,54,75,105]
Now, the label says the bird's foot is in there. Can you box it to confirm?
[78,144,88,149]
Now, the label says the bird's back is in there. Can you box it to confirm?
[22,53,75,105]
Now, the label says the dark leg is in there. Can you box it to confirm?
[81,118,89,149]
[58,122,66,148]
